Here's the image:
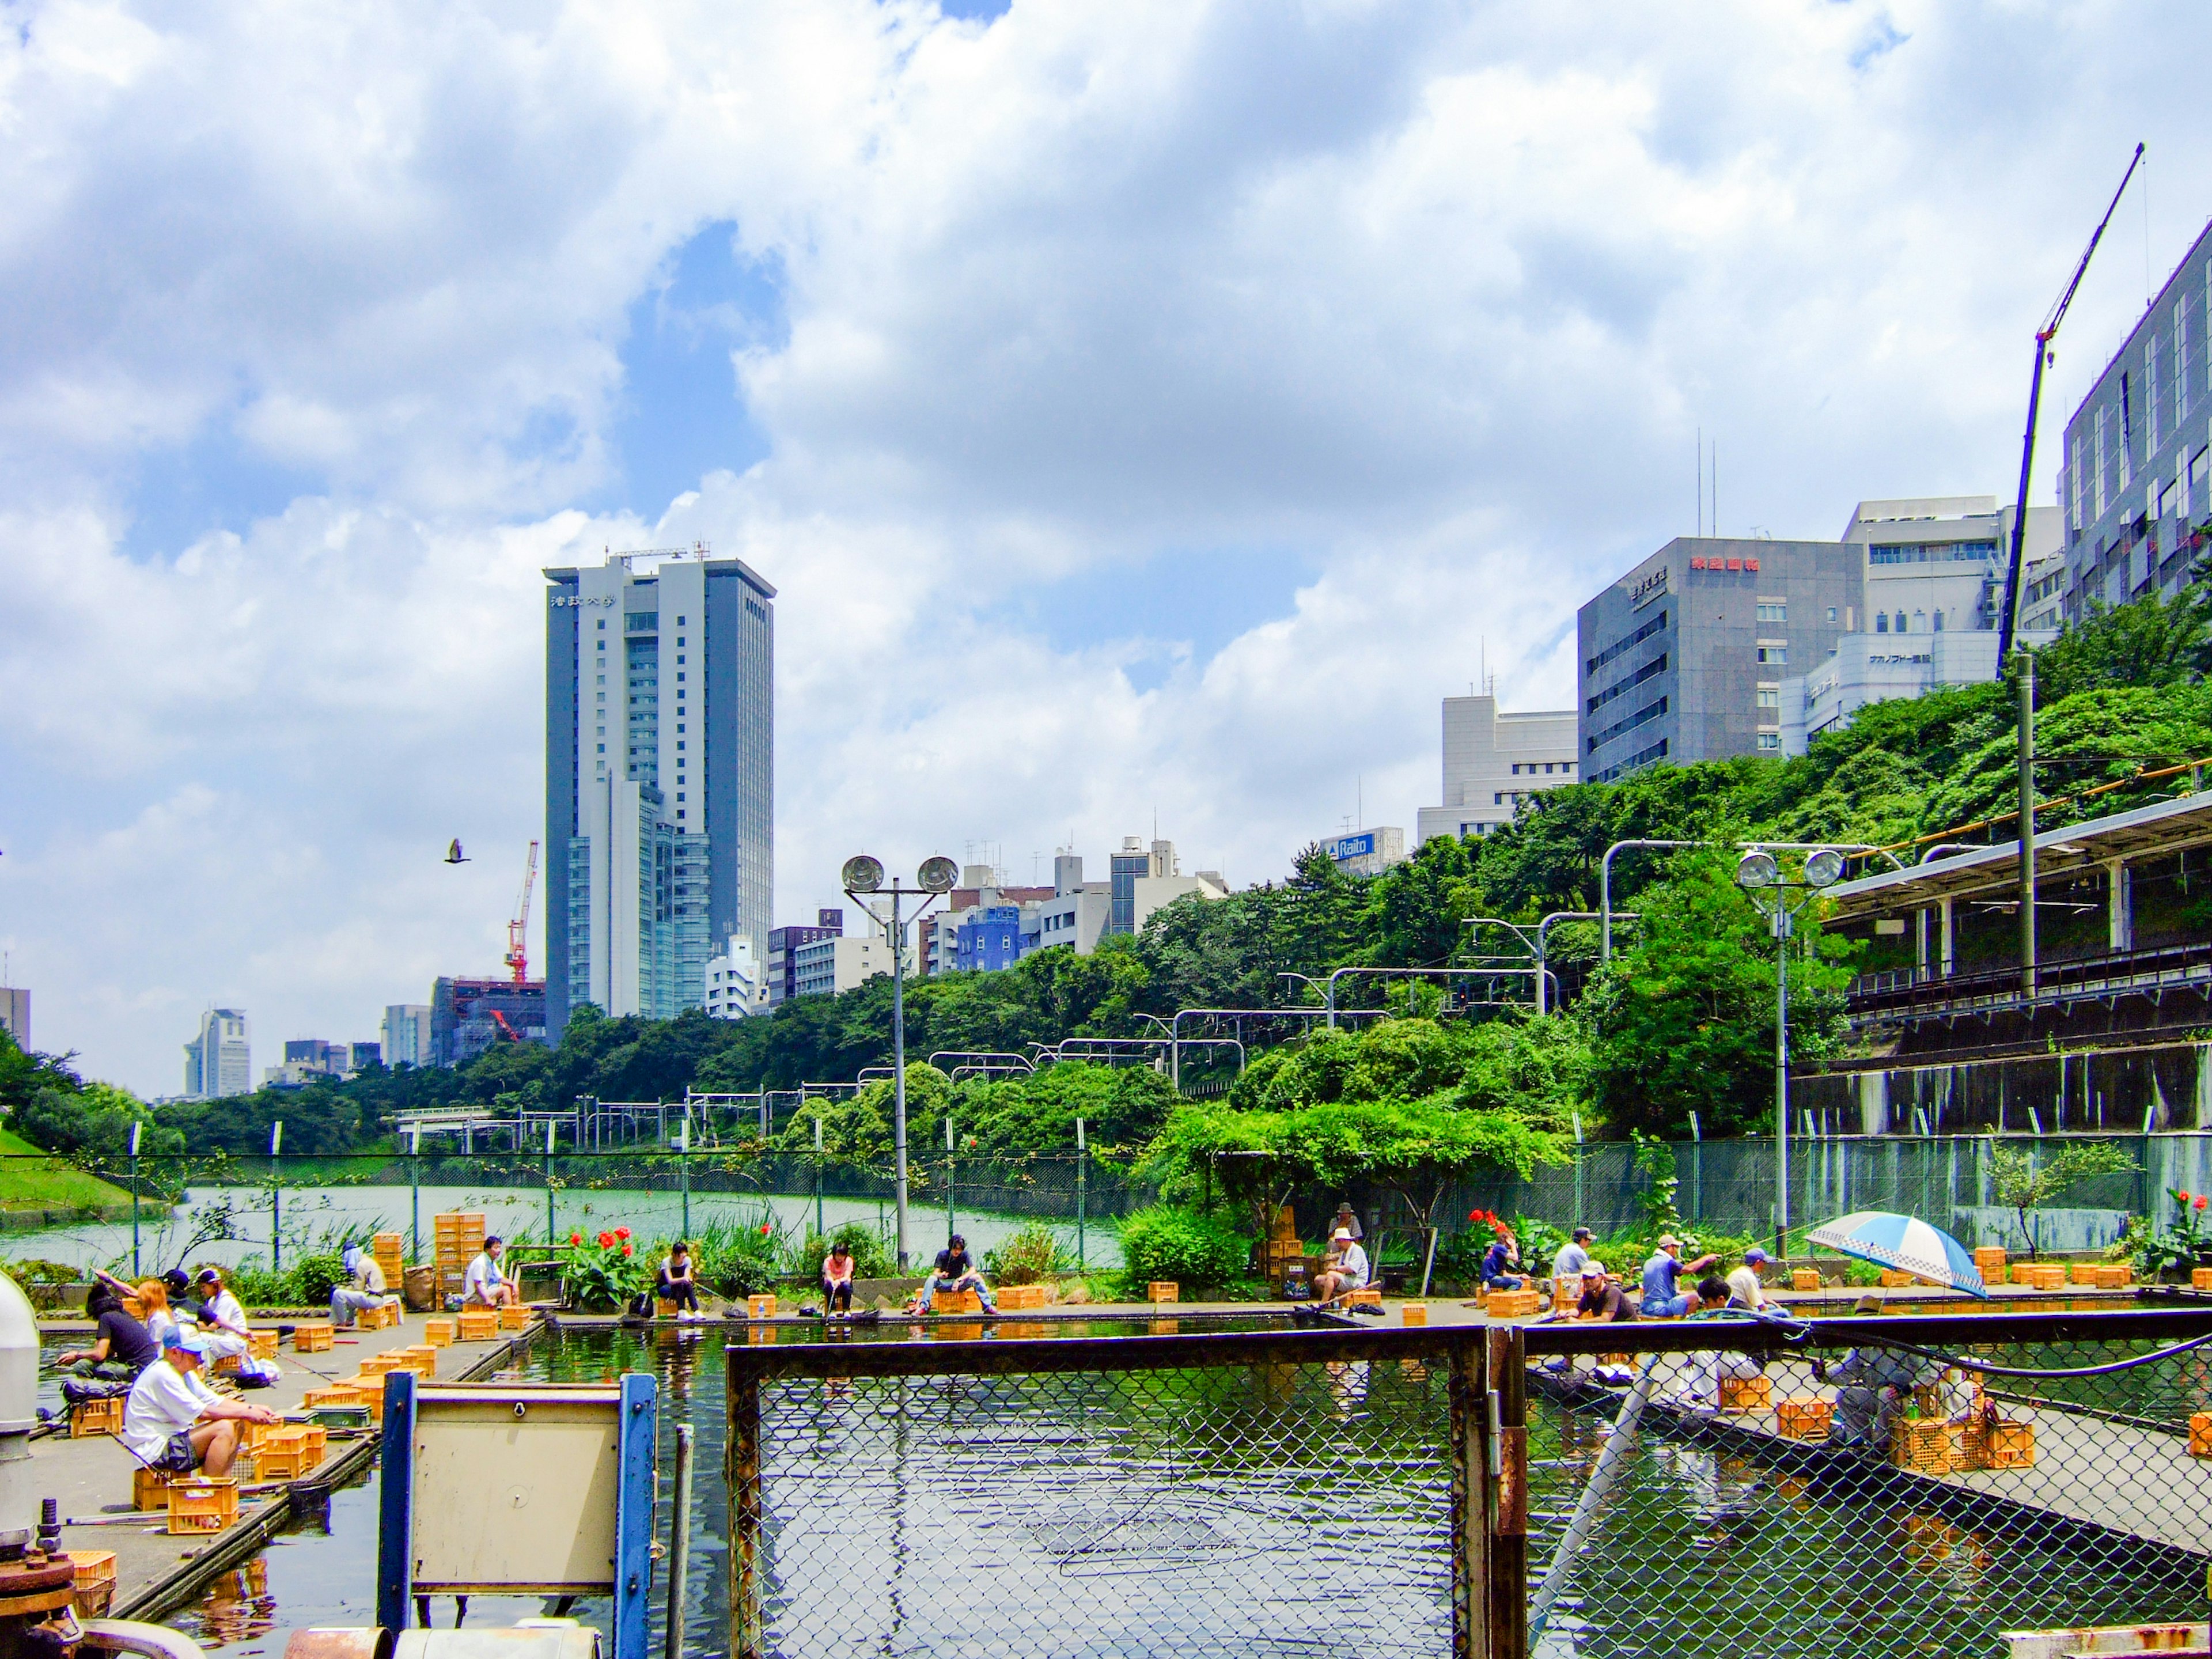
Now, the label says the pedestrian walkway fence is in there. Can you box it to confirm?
[725,1305,2212,1658]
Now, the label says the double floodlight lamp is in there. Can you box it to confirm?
[842,853,959,895]
[1734,846,1846,892]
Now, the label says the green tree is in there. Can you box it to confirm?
[1988,1141,2141,1258]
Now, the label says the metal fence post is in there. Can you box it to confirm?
[1447,1332,1493,1658]
[728,1352,764,1659]
[1487,1327,1528,1659]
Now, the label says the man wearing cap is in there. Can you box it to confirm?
[1639,1235,1719,1319]
[192,1268,252,1365]
[1552,1227,1596,1282]
[1727,1248,1774,1310]
[1315,1228,1370,1304]
[122,1327,279,1479]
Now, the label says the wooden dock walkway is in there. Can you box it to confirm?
[33,1309,548,1620]
[1528,1351,2212,1560]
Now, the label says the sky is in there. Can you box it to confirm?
[4,0,2211,1096]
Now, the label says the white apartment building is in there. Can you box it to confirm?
[381,1004,431,1070]
[1032,851,1114,956]
[1416,695,1578,844]
[704,936,763,1018]
[1778,497,2062,755]
[183,1008,251,1100]
[791,933,910,999]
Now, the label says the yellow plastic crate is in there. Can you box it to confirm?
[70,1397,124,1438]
[292,1323,334,1352]
[498,1304,530,1331]
[421,1317,454,1347]
[1147,1282,1179,1305]
[1719,1375,1773,1412]
[456,1310,499,1342]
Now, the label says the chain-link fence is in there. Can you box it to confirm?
[725,1307,2212,1658]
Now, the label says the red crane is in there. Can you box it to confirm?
[505,841,539,986]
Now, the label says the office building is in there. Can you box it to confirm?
[1105,838,1227,937]
[1032,851,1114,956]
[1316,828,1408,876]
[381,1004,432,1070]
[922,865,1054,975]
[704,936,763,1018]
[2058,220,2212,620]
[1578,537,1860,780]
[183,1008,251,1100]
[430,976,548,1068]
[791,933,907,999]
[1772,497,2061,754]
[1415,696,1577,843]
[768,910,843,1006]
[0,987,25,1047]
[545,544,774,1033]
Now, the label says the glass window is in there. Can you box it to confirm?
[1756,644,1786,664]
[1756,732,1781,752]
[1895,612,1908,632]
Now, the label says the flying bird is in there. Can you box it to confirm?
[445,839,469,865]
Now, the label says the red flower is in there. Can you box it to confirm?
[622,1243,634,1256]
[760,1222,772,1236]
[615,1226,631,1240]
[569,1231,582,1246]
[597,1230,615,1248]
[2181,1192,2195,1206]
[2198,1196,2209,1212]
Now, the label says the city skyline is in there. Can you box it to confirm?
[3,4,2209,1094]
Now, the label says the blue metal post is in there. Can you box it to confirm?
[614,1372,660,1659]
[376,1370,418,1633]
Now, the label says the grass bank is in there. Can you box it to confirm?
[0,1127,138,1224]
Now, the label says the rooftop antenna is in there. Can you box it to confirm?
[1697,426,1702,535]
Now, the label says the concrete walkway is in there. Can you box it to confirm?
[33,1309,544,1620]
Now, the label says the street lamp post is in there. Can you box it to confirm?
[1734,846,1845,1262]
[843,853,958,1271]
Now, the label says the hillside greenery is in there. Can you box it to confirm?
[4,581,2205,1226]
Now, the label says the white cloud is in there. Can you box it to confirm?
[3,0,2209,1092]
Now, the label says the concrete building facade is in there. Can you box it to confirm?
[183,1008,251,1100]
[2058,220,2212,620]
[1578,537,1861,781]
[381,1004,431,1070]
[767,911,843,1006]
[1316,827,1408,876]
[704,936,763,1018]
[0,987,25,1047]
[1033,851,1113,957]
[1415,695,1579,843]
[546,545,774,1033]
[791,933,907,999]
[430,977,547,1069]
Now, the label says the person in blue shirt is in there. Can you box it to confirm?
[1480,1228,1524,1292]
[1639,1235,1719,1317]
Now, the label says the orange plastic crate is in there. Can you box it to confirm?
[1485,1290,1540,1319]
[1888,1419,1953,1474]
[456,1310,499,1341]
[1147,1282,1180,1305]
[248,1330,279,1359]
[1790,1269,1823,1293]
[1399,1302,1429,1327]
[1719,1375,1772,1412]
[1959,1417,2035,1468]
[1777,1398,1832,1440]
[165,1476,239,1535]
[70,1397,124,1438]
[2188,1412,2211,1459]
[999,1284,1052,1311]
[421,1317,454,1347]
[499,1304,530,1331]
[292,1323,334,1352]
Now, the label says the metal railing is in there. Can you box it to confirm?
[723,1304,2212,1657]
[1849,937,2212,1020]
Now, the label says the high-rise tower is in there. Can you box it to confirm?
[544,545,774,1034]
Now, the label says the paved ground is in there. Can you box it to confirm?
[33,1309,541,1619]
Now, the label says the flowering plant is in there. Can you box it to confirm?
[563,1225,653,1310]
[2138,1188,2212,1277]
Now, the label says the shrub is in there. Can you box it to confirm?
[984,1223,1075,1285]
[285,1252,349,1309]
[1115,1205,1249,1292]
[794,1221,895,1283]
[692,1214,784,1299]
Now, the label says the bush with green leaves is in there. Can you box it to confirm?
[1115,1205,1249,1292]
[984,1222,1076,1285]
[562,1226,653,1311]
[794,1221,895,1282]
[691,1213,785,1298]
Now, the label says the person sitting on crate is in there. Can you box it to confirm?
[122,1327,281,1481]
[1814,1340,1942,1452]
[1480,1228,1525,1293]
[911,1234,998,1316]
[55,1286,159,1381]
[1727,1248,1776,1311]
[135,1279,177,1350]
[1552,1228,1596,1281]
[329,1244,397,1329]
[463,1237,520,1309]
[191,1269,252,1366]
[821,1239,857,1317]
[657,1241,704,1320]
[1638,1236,1719,1318]
[1313,1228,1372,1305]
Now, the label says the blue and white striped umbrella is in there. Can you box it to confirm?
[1806,1210,1987,1297]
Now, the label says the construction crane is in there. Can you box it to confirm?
[505,840,539,985]
[1997,142,2143,661]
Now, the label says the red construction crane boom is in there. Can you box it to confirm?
[505,840,539,985]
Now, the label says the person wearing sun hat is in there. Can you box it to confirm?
[1638,1234,1719,1318]
[1314,1227,1370,1304]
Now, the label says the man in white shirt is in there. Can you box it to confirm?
[123,1327,278,1478]
[1726,1248,1774,1310]
[192,1268,251,1363]
[1315,1227,1370,1304]
[1552,1228,1595,1281]
[464,1237,518,1309]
